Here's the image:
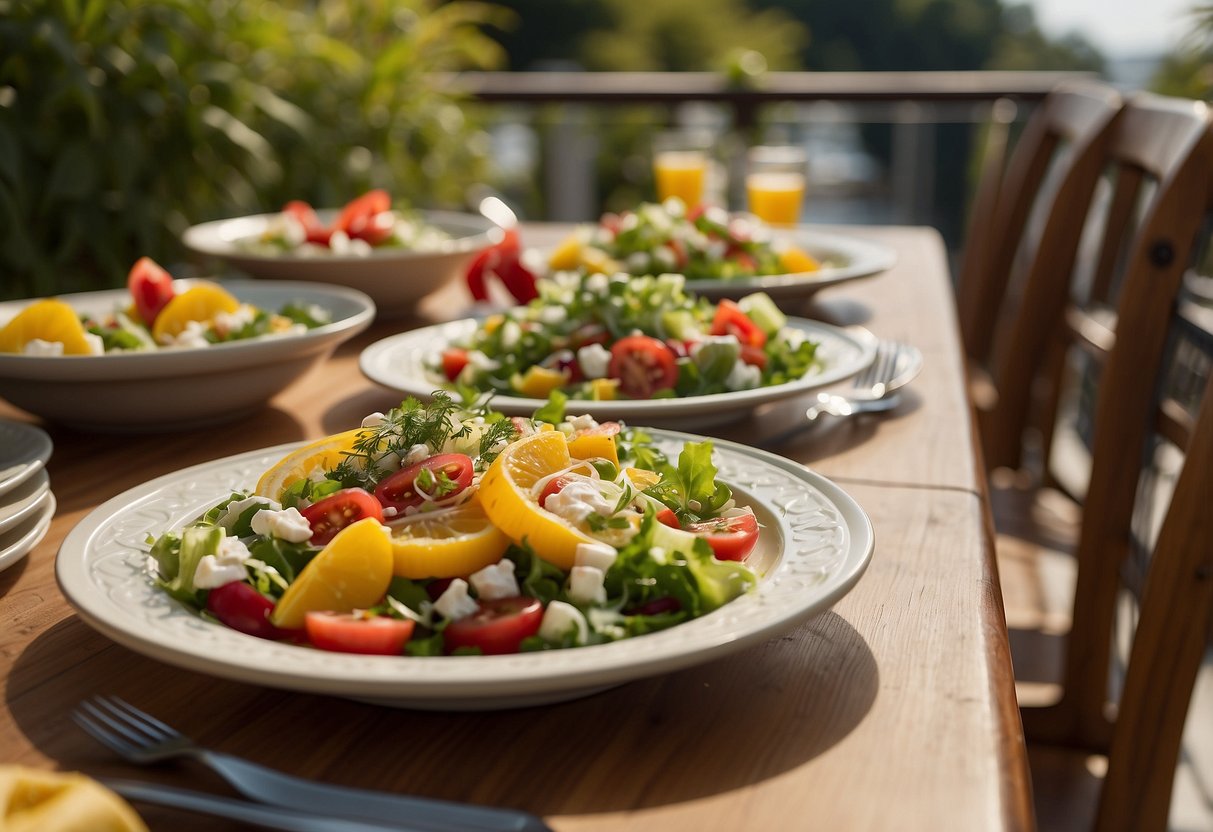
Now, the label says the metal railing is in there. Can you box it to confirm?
[450,70,1094,239]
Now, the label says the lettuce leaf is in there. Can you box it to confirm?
[646,440,732,523]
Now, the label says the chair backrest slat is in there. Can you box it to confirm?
[958,83,1121,368]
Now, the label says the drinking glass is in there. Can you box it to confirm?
[652,131,713,208]
[746,145,807,225]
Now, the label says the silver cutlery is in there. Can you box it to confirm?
[74,696,552,832]
[804,340,922,422]
[103,779,412,832]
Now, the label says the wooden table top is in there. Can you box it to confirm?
[0,225,1033,831]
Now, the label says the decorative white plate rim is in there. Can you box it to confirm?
[0,468,51,536]
[0,492,55,574]
[0,280,376,381]
[0,421,52,499]
[359,317,878,421]
[56,431,873,708]
[182,209,497,264]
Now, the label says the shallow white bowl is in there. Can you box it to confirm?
[0,280,375,432]
[183,210,497,318]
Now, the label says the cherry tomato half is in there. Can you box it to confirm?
[443,596,544,655]
[740,344,767,370]
[206,582,293,640]
[127,257,176,326]
[441,348,470,381]
[374,453,474,513]
[655,507,681,529]
[282,200,332,246]
[539,475,574,508]
[300,488,384,546]
[684,512,760,562]
[710,300,766,348]
[608,335,678,398]
[333,190,392,243]
[305,612,415,655]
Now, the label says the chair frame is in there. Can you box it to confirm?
[997,98,1213,830]
[957,82,1121,373]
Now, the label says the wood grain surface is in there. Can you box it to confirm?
[0,226,1032,831]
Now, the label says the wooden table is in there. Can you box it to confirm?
[0,225,1033,831]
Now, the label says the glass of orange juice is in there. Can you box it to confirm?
[652,131,713,209]
[746,145,807,225]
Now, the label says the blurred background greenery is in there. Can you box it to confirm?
[2,0,1210,300]
[0,0,507,299]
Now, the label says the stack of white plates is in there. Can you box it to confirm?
[0,421,54,574]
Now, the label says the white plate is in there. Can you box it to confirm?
[183,210,497,318]
[0,280,374,432]
[685,228,897,301]
[0,491,54,574]
[0,420,52,498]
[0,468,51,536]
[531,226,897,303]
[57,432,873,710]
[360,318,877,429]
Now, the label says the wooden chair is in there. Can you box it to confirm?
[984,97,1213,830]
[956,82,1121,374]
[980,93,1213,480]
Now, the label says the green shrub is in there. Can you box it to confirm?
[0,0,507,299]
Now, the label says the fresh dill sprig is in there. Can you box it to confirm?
[477,418,520,468]
[332,394,471,489]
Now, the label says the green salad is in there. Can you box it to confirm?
[432,271,821,400]
[546,198,825,282]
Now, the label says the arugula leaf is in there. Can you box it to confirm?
[646,441,732,523]
[511,542,566,604]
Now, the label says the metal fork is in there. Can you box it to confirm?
[73,696,551,832]
[805,340,920,421]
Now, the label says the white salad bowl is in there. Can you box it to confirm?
[56,430,873,710]
[0,280,375,432]
[182,210,497,318]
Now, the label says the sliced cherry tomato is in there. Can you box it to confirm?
[599,212,623,235]
[374,453,474,513]
[608,335,678,398]
[305,612,415,655]
[441,348,470,382]
[740,344,768,369]
[730,251,758,273]
[684,512,760,562]
[300,488,384,546]
[206,582,293,640]
[333,189,392,242]
[539,475,575,508]
[127,257,176,326]
[665,238,689,268]
[655,507,681,529]
[282,200,332,246]
[710,299,766,348]
[443,596,544,655]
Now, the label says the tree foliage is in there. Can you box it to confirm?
[0,0,508,298]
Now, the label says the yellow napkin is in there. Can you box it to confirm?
[0,766,147,832]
